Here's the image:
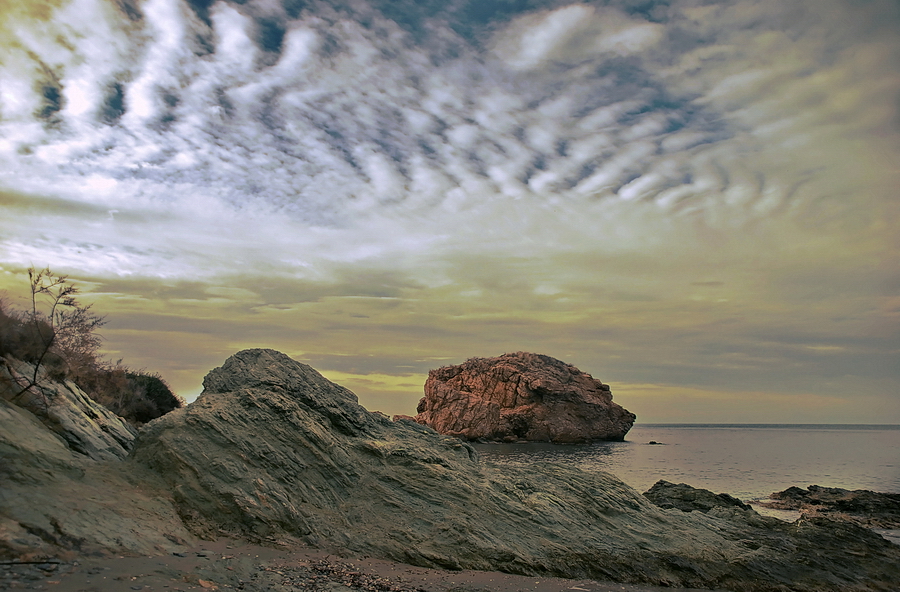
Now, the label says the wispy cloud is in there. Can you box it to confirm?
[0,0,897,420]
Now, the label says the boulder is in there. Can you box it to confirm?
[414,352,634,443]
[644,480,754,513]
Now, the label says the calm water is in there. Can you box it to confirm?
[474,424,900,503]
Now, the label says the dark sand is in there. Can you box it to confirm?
[1,538,725,592]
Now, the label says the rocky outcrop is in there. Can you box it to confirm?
[0,360,195,560]
[644,480,754,513]
[131,349,900,591]
[414,352,634,443]
[759,485,900,528]
[0,356,136,461]
[4,348,900,591]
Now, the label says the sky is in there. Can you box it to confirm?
[0,0,898,423]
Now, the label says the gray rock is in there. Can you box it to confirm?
[0,356,194,559]
[644,480,754,513]
[1,357,136,461]
[132,349,900,591]
[760,485,900,528]
[3,348,899,591]
[0,397,196,560]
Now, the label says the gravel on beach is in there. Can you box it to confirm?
[0,539,725,592]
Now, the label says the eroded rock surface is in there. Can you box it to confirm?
[644,480,754,513]
[414,352,635,443]
[1,357,136,461]
[4,348,900,591]
[0,363,195,559]
[133,349,900,591]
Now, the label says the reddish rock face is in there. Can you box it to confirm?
[415,352,635,443]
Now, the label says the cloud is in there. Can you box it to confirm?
[315,369,429,416]
[614,383,898,424]
[0,0,892,252]
[491,4,664,70]
[0,0,897,420]
[6,0,879,266]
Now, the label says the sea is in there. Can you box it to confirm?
[474,424,900,541]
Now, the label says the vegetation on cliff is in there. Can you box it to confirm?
[0,267,181,424]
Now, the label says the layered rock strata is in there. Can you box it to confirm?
[0,362,195,558]
[134,350,899,590]
[644,480,754,513]
[2,349,900,592]
[1,357,136,461]
[414,352,634,443]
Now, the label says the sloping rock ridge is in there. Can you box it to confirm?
[0,358,195,559]
[1,356,136,461]
[132,349,900,591]
[414,352,635,443]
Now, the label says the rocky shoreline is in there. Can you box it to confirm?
[3,349,899,592]
[756,485,900,529]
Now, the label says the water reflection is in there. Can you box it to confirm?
[475,440,631,464]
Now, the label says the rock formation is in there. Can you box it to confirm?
[414,352,635,443]
[133,350,900,590]
[2,348,900,592]
[759,485,900,528]
[0,357,136,461]
[644,480,754,513]
[0,357,195,559]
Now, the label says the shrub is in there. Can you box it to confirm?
[80,364,183,425]
[1,268,183,424]
[1,300,63,368]
[126,371,183,420]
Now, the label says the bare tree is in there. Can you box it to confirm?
[3,267,180,424]
[7,267,105,407]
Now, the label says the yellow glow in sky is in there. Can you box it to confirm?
[1,0,898,422]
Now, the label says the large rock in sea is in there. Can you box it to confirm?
[414,352,635,443]
[132,349,900,591]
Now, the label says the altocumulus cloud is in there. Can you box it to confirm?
[0,0,898,420]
